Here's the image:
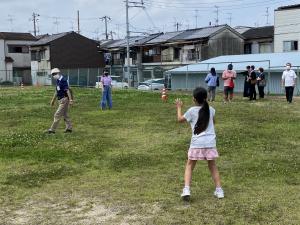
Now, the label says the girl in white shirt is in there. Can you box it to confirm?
[175,87,224,200]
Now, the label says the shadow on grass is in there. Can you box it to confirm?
[3,164,79,188]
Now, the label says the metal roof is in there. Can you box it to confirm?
[168,52,300,73]
[146,31,184,44]
[242,26,274,40]
[104,36,146,48]
[30,32,70,46]
[169,25,227,41]
[276,4,300,11]
[0,32,36,41]
[134,33,163,45]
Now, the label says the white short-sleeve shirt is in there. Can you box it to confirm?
[184,106,216,148]
[282,70,297,87]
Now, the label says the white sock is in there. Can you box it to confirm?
[216,187,223,191]
[184,186,190,190]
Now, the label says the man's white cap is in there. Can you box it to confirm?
[51,68,60,75]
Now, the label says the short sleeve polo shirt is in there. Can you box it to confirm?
[56,76,69,100]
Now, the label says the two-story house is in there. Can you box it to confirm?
[242,26,274,54]
[274,4,300,52]
[0,32,36,84]
[30,31,104,85]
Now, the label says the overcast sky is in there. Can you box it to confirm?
[0,0,299,40]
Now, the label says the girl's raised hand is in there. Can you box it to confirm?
[175,98,183,107]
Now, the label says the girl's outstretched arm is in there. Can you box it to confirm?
[175,98,186,123]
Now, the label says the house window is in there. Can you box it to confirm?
[244,44,252,54]
[39,50,46,60]
[259,43,272,53]
[174,48,180,60]
[31,50,39,61]
[8,45,29,53]
[283,41,298,52]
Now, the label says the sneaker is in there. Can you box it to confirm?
[64,129,72,133]
[181,187,190,201]
[214,188,224,199]
[45,129,55,134]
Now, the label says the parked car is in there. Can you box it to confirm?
[95,76,128,89]
[137,78,165,90]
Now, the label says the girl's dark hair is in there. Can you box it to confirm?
[259,67,264,72]
[228,64,233,70]
[193,87,210,135]
[210,67,216,76]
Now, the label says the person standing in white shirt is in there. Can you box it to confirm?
[175,87,224,201]
[281,63,297,103]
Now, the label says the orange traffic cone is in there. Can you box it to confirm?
[161,88,168,102]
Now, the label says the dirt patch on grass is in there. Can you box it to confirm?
[1,196,161,225]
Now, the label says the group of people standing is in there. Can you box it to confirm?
[242,65,266,101]
[205,62,297,103]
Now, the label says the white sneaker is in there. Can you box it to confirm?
[214,188,224,199]
[181,187,190,201]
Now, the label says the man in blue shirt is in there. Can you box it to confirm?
[47,68,73,134]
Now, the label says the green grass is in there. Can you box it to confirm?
[0,87,299,225]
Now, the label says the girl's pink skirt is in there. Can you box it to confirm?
[188,148,219,160]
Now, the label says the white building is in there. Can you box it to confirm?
[274,4,300,53]
[0,32,36,84]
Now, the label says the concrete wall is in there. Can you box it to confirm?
[274,8,300,52]
[5,40,35,68]
[0,40,5,78]
[31,46,52,85]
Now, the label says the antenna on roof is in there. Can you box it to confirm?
[195,10,199,28]
[7,15,15,32]
[265,7,270,25]
[214,5,219,26]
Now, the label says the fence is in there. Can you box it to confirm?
[167,61,300,95]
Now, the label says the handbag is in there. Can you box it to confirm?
[250,79,257,85]
[259,79,266,87]
[229,79,234,88]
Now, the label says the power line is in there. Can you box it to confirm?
[142,0,294,11]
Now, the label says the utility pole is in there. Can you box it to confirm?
[195,10,199,28]
[100,16,111,40]
[126,0,145,87]
[77,10,80,34]
[265,7,270,25]
[227,13,232,26]
[214,5,219,26]
[32,13,40,36]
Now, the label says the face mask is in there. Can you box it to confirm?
[286,66,291,70]
[53,74,60,80]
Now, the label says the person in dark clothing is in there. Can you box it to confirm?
[249,65,257,101]
[241,66,251,97]
[257,67,266,98]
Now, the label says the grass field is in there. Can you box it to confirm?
[0,87,299,225]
